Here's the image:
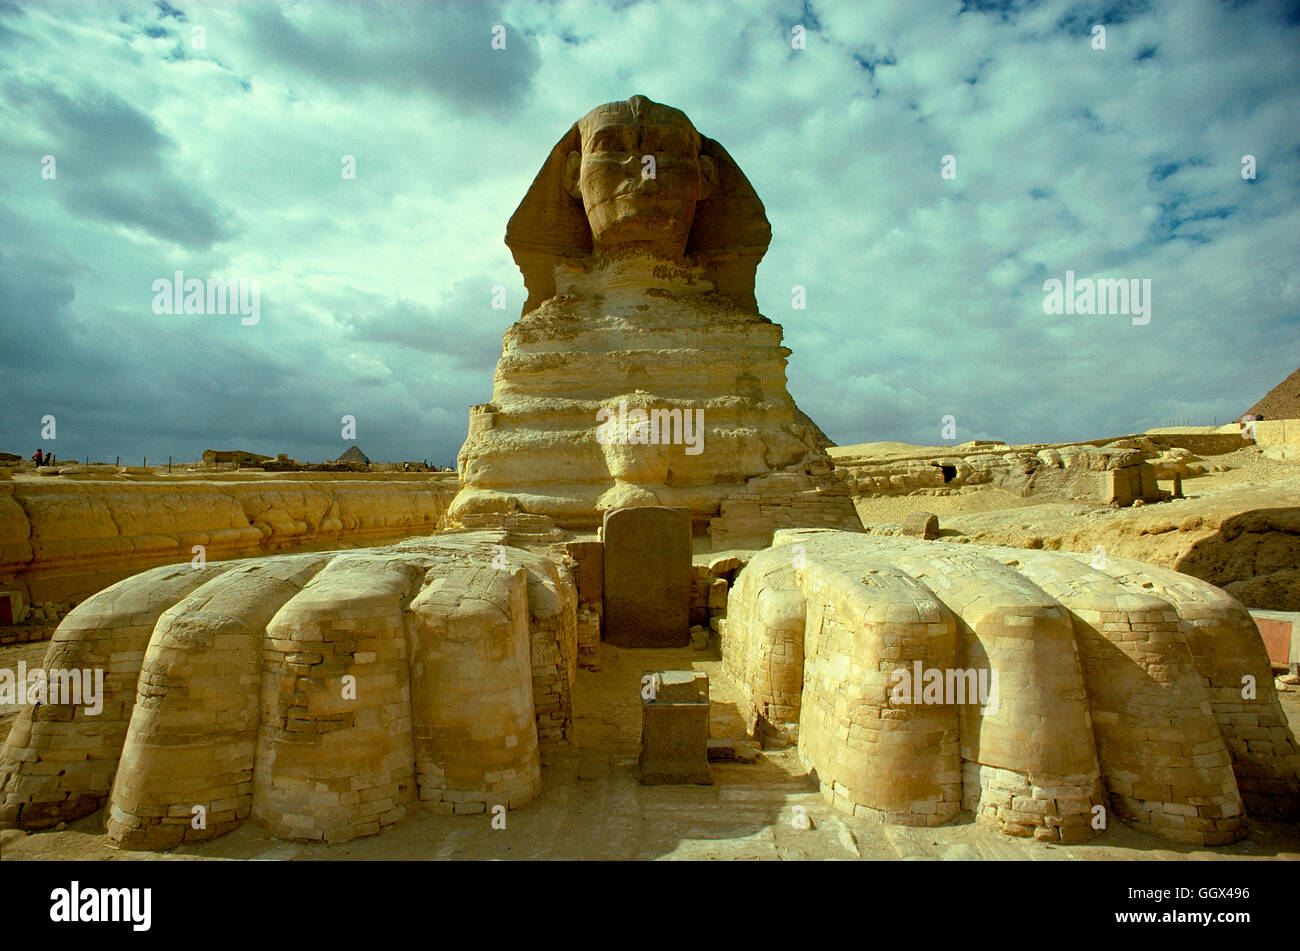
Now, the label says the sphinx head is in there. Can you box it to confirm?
[506,95,771,314]
[562,96,716,258]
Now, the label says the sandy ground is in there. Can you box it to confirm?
[2,639,1297,862]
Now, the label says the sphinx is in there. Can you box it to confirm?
[450,95,836,529]
[3,99,1293,856]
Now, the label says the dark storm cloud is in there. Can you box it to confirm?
[0,249,81,371]
[64,181,231,250]
[5,81,233,249]
[5,82,167,171]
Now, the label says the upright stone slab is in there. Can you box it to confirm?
[603,506,690,647]
[902,511,939,539]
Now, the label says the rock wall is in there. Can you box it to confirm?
[830,441,1166,507]
[0,476,456,604]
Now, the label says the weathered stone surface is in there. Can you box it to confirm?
[707,468,863,549]
[602,506,690,647]
[576,603,602,670]
[555,539,603,604]
[724,529,1300,842]
[9,520,1292,849]
[450,96,834,529]
[0,475,456,604]
[706,737,736,761]
[902,511,939,539]
[639,670,711,785]
[0,589,24,625]
[651,670,708,704]
[0,533,576,846]
[830,440,1169,506]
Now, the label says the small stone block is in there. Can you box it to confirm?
[707,738,736,761]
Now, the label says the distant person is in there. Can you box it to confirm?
[403,462,410,472]
[47,452,54,466]
[32,449,43,466]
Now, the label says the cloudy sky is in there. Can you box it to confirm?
[2,0,1297,465]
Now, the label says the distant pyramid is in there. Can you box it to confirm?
[335,445,370,465]
[1247,366,1300,419]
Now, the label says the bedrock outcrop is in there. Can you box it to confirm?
[0,475,456,604]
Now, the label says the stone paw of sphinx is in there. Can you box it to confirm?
[723,529,1300,844]
[0,532,573,849]
[2,527,1296,851]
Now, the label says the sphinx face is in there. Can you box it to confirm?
[570,99,715,258]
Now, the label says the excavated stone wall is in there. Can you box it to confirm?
[0,475,456,606]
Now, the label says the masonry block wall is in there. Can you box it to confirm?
[0,533,577,849]
[1073,553,1300,823]
[724,530,1299,844]
[0,560,243,830]
[723,556,804,742]
[708,469,863,549]
[526,559,578,746]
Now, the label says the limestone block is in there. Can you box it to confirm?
[707,738,736,761]
[1138,464,1160,501]
[708,578,729,612]
[902,511,940,539]
[651,670,708,704]
[556,540,603,604]
[1106,468,1135,506]
[0,590,24,625]
[577,605,602,669]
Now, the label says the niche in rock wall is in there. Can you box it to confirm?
[931,463,957,483]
